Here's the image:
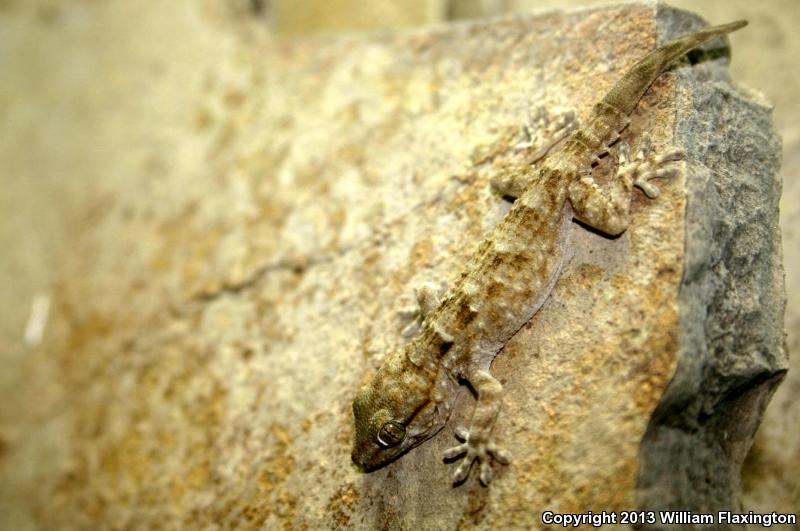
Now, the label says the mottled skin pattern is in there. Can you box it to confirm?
[352,21,747,486]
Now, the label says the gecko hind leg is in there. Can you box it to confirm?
[568,132,684,236]
[517,107,578,158]
[443,369,511,486]
[490,108,578,199]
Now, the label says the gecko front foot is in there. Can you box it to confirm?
[443,426,512,486]
[398,282,446,337]
[619,133,684,199]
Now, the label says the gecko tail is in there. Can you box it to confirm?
[602,20,748,115]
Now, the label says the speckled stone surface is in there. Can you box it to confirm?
[0,2,783,529]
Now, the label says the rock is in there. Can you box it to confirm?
[0,1,783,529]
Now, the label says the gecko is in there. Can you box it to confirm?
[351,20,747,486]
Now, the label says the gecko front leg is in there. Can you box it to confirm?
[568,133,684,235]
[443,368,512,485]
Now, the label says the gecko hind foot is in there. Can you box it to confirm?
[619,133,684,199]
[443,426,512,486]
[490,107,579,199]
[519,106,578,154]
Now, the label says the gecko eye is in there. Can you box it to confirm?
[376,420,406,447]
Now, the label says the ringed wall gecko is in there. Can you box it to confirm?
[351,20,747,486]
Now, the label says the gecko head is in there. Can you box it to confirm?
[351,350,447,472]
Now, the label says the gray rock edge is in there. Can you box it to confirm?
[636,6,786,529]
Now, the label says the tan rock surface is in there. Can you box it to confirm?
[0,1,783,529]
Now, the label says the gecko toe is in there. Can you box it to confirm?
[628,138,685,199]
[443,442,468,460]
[454,426,469,441]
[634,179,661,199]
[656,147,685,163]
[488,443,512,465]
[637,132,653,157]
[479,461,494,486]
[400,321,421,338]
[452,458,474,484]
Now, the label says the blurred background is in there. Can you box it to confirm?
[1,0,797,525]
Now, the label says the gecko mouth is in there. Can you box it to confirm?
[351,452,375,472]
[351,442,400,472]
[351,449,385,472]
[351,433,413,472]
[350,433,380,472]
